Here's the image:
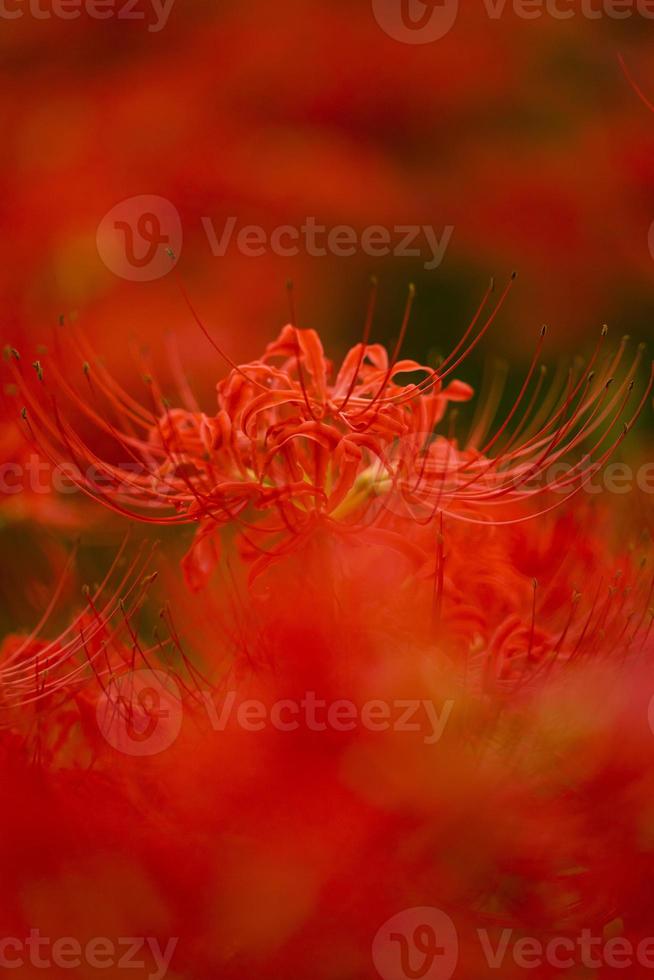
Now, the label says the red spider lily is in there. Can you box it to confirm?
[2,338,654,975]
[161,506,654,976]
[7,281,653,588]
[190,498,654,696]
[1,505,652,979]
[0,539,194,766]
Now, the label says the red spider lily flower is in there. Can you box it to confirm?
[1,356,653,977]
[2,505,653,979]
[0,540,194,766]
[6,281,654,590]
[151,509,654,979]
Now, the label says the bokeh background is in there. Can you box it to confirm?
[2,0,654,383]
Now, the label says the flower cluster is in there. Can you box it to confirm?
[8,281,653,593]
[1,295,653,979]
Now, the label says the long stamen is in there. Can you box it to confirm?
[338,276,378,412]
[172,268,269,392]
[349,282,416,422]
[287,281,319,422]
